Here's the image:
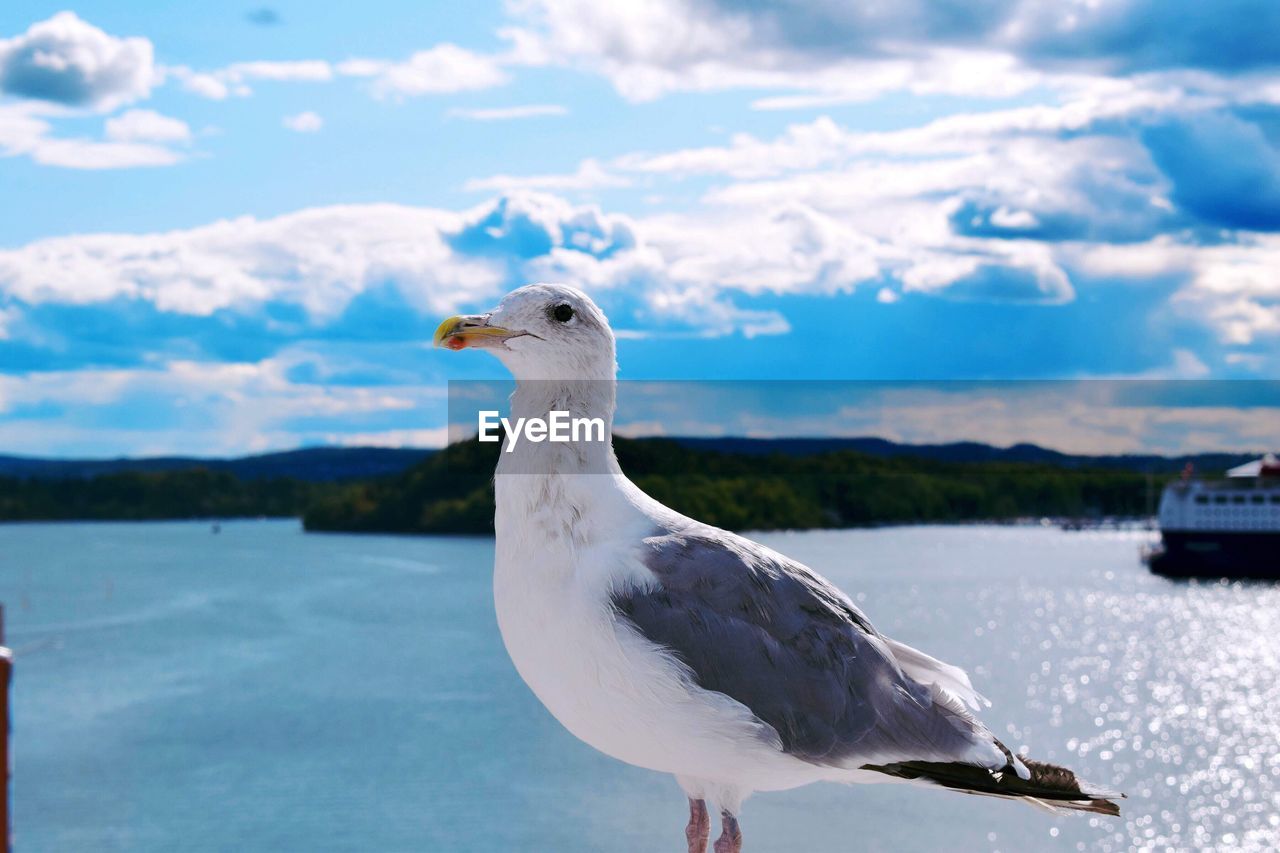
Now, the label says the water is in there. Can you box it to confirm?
[1,521,1277,852]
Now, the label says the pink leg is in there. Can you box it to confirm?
[713,811,742,853]
[686,798,710,853]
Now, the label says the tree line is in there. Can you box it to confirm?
[301,436,1154,534]
[0,469,322,522]
[0,436,1155,533]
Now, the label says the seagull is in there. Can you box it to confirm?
[435,284,1122,852]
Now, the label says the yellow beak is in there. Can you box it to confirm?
[433,314,515,350]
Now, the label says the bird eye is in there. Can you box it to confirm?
[551,303,575,323]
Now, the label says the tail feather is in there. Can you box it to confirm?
[863,756,1123,816]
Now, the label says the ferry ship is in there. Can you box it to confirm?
[1146,455,1280,579]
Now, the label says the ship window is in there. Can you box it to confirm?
[1271,495,1280,504]
[1194,495,1210,504]
[1252,494,1266,504]
[1214,495,1229,504]
[1232,495,1247,504]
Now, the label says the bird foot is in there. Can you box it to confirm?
[685,798,710,853]
[713,811,742,853]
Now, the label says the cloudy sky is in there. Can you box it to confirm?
[1,2,1278,456]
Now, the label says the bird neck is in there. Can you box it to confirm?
[501,377,619,476]
[494,377,636,562]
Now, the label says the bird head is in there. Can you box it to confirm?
[434,284,617,381]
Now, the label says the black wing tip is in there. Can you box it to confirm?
[1022,758,1125,814]
[864,757,1124,817]
[1076,797,1123,817]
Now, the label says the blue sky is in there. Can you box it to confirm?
[0,1,1278,456]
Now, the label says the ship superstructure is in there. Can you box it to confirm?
[1148,455,1279,578]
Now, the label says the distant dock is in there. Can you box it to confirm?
[1057,516,1157,532]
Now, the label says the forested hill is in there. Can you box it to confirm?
[300,435,1160,534]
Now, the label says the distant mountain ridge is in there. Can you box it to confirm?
[0,437,1261,482]
[0,446,435,482]
[665,437,1262,474]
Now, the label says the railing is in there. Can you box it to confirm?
[1171,477,1280,492]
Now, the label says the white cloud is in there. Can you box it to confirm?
[0,358,451,456]
[1163,349,1211,380]
[828,392,1280,456]
[501,0,1049,103]
[648,204,883,296]
[282,111,323,133]
[105,108,191,143]
[600,105,1184,304]
[596,109,1145,308]
[225,60,332,82]
[344,44,508,97]
[333,58,384,78]
[0,101,51,153]
[167,65,234,100]
[448,103,567,121]
[0,101,185,169]
[1071,238,1192,280]
[0,304,18,339]
[2,169,1277,355]
[0,12,155,110]
[0,203,501,317]
[450,85,1280,338]
[620,116,849,179]
[0,192,805,342]
[1073,235,1280,346]
[604,381,1278,455]
[618,89,1188,181]
[161,41,521,108]
[898,248,1074,304]
[27,136,184,169]
[465,158,629,192]
[502,0,1280,104]
[610,383,1274,456]
[165,59,333,100]
[330,428,451,448]
[1174,237,1280,345]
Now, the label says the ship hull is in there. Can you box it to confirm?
[1150,531,1279,580]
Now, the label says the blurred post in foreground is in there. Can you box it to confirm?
[0,604,9,853]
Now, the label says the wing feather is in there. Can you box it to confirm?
[611,523,1008,771]
[883,636,989,711]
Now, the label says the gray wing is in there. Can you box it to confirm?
[611,524,1008,769]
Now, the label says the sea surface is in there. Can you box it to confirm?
[1,521,1277,852]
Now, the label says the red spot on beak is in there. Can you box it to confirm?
[445,336,467,351]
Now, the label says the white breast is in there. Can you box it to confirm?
[491,471,823,794]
